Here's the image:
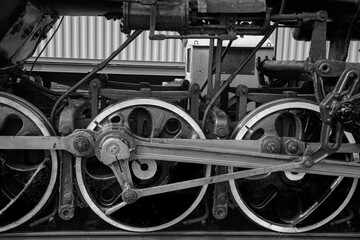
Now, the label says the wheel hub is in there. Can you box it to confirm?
[75,98,210,232]
[132,159,157,180]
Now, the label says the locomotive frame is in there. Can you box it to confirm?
[2,0,360,236]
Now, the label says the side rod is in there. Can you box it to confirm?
[1,135,360,178]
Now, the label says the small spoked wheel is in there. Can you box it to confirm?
[0,92,58,232]
[229,99,358,233]
[75,98,210,232]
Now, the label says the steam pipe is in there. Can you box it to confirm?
[50,30,143,124]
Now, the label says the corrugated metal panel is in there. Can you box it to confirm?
[272,28,311,61]
[34,17,360,64]
[34,16,185,62]
[273,28,360,62]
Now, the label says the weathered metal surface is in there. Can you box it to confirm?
[204,0,266,13]
[0,3,56,64]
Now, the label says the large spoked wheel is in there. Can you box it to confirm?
[0,92,58,232]
[229,99,358,233]
[75,98,210,232]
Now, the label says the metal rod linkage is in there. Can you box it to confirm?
[50,30,143,124]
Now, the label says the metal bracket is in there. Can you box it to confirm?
[236,84,248,122]
[212,166,229,220]
[309,12,328,61]
[89,78,101,119]
[58,151,75,220]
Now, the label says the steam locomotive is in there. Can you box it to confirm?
[1,0,360,235]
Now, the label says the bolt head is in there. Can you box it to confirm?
[122,188,138,204]
[214,207,227,220]
[217,128,227,138]
[286,140,299,154]
[74,136,90,153]
[107,143,120,155]
[266,143,280,153]
[61,125,72,136]
[262,137,282,154]
[63,193,73,204]
[302,157,314,168]
[336,103,355,123]
[218,194,227,202]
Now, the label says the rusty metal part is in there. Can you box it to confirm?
[261,136,282,154]
[271,11,328,22]
[235,84,248,122]
[309,13,328,61]
[89,78,101,119]
[204,105,229,221]
[204,106,229,139]
[95,81,200,114]
[284,138,304,156]
[58,151,75,220]
[58,100,90,221]
[317,69,360,156]
[59,99,90,136]
[198,0,266,13]
[207,38,215,96]
[0,3,57,65]
[212,166,228,220]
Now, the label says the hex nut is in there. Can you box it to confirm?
[74,136,90,153]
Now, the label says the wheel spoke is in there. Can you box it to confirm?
[150,108,175,138]
[76,98,210,232]
[229,99,357,233]
[0,92,58,232]
[15,118,40,136]
[292,177,343,225]
[0,111,8,131]
[0,158,48,215]
[104,201,127,215]
[4,160,44,172]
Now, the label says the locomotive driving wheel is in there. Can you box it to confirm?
[229,99,358,233]
[0,92,58,232]
[75,98,210,232]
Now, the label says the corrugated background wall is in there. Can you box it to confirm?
[274,28,360,62]
[34,16,185,62]
[34,17,360,63]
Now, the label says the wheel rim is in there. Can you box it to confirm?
[0,92,58,232]
[76,98,210,232]
[229,99,358,233]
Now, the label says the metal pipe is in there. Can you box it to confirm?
[207,39,215,96]
[200,40,233,94]
[214,39,223,92]
[201,26,277,130]
[341,6,360,61]
[50,30,143,124]
[261,60,307,72]
[182,199,209,225]
[201,0,285,131]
